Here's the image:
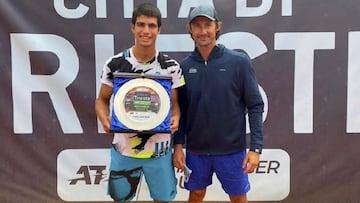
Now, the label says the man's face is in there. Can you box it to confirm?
[189,16,220,47]
[132,15,160,47]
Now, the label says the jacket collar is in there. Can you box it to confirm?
[191,44,225,62]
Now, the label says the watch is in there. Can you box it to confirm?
[250,148,262,154]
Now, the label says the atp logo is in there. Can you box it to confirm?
[69,165,108,185]
[57,149,113,201]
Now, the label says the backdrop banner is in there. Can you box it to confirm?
[1,0,359,203]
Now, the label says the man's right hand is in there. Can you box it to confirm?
[173,144,185,171]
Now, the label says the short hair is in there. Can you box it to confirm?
[132,3,162,27]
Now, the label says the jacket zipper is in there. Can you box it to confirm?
[203,60,211,155]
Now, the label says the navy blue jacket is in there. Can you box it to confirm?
[174,44,264,155]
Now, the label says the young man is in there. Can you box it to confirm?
[173,5,264,203]
[95,3,184,203]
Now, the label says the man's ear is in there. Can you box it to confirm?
[187,24,192,34]
[216,21,222,32]
[131,23,135,33]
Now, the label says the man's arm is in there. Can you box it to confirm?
[172,85,187,171]
[241,53,264,173]
[170,88,180,134]
[95,84,113,133]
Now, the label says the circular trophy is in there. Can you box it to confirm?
[113,78,170,131]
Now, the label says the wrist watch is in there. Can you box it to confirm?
[250,148,262,154]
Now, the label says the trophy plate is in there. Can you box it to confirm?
[110,73,171,133]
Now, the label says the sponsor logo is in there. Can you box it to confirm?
[189,68,197,74]
[57,149,289,201]
[68,165,107,185]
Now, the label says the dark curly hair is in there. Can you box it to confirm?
[132,3,162,27]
